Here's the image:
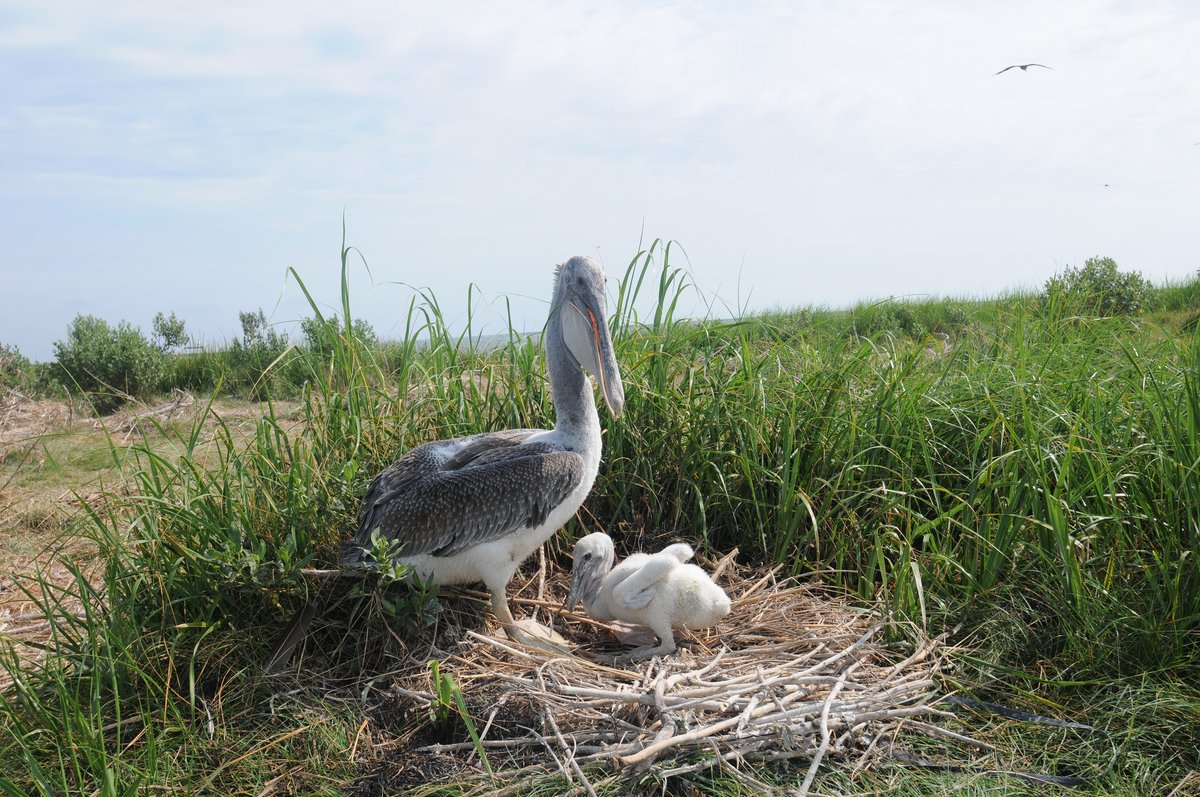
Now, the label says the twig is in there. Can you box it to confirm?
[365,570,955,788]
[708,547,738,583]
[798,661,857,795]
[348,717,370,761]
[738,566,783,601]
[297,568,368,580]
[537,664,598,797]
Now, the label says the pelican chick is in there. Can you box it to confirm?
[566,532,731,659]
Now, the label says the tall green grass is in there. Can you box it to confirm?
[2,239,1197,793]
[601,259,1200,673]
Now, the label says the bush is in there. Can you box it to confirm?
[53,315,167,413]
[0,343,32,391]
[152,311,189,351]
[1144,269,1200,316]
[1042,256,1150,317]
[226,308,294,400]
[851,302,922,339]
[170,350,224,394]
[299,314,379,356]
[935,303,970,335]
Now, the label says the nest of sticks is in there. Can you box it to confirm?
[366,555,956,793]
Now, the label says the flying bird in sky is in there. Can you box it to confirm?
[994,63,1054,75]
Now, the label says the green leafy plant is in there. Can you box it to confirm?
[0,342,31,391]
[358,528,412,584]
[428,659,492,775]
[52,314,167,413]
[1042,255,1151,317]
[151,311,189,351]
[300,313,379,355]
[352,529,443,631]
[225,308,295,400]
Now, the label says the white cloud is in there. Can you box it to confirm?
[2,1,1199,359]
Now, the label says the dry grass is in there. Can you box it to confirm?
[0,389,303,540]
[0,391,302,681]
[0,552,99,684]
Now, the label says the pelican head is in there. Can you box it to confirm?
[553,256,625,418]
[566,531,616,613]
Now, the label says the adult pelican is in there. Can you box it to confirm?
[340,255,624,648]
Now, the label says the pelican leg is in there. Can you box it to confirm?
[629,624,677,661]
[490,588,572,655]
[490,588,518,626]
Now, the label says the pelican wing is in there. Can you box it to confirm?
[659,543,694,563]
[346,431,585,562]
[611,553,680,611]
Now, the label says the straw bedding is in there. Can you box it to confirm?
[365,555,954,794]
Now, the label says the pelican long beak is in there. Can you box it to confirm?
[565,566,587,613]
[562,297,625,418]
[565,560,603,613]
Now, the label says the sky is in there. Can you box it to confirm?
[2,1,1198,361]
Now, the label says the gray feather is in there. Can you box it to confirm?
[343,430,585,565]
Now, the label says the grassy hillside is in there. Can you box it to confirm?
[1,242,1198,794]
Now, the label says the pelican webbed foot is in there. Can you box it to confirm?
[491,589,572,655]
[501,617,573,655]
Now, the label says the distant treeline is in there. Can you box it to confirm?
[2,255,1197,415]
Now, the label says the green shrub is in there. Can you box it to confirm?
[0,342,31,391]
[157,308,307,401]
[52,315,166,413]
[170,350,224,393]
[152,311,189,351]
[1042,255,1150,317]
[299,314,379,355]
[851,301,922,338]
[226,308,294,400]
[936,303,970,335]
